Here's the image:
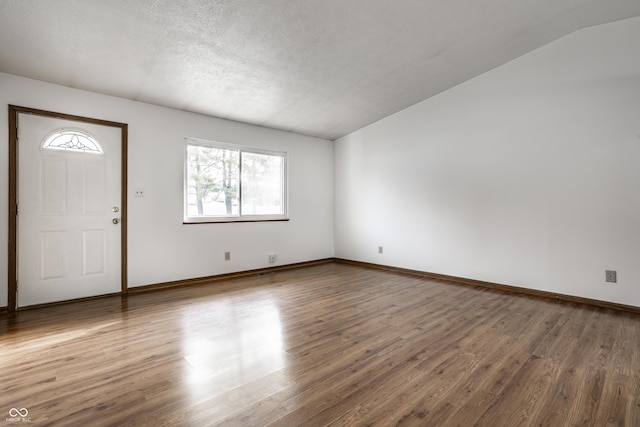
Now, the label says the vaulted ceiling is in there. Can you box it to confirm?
[1,0,639,140]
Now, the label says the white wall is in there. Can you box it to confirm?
[335,17,640,306]
[0,73,334,305]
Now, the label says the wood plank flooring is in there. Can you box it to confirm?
[1,263,640,426]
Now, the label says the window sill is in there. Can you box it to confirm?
[183,218,290,225]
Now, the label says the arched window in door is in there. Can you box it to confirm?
[41,128,103,154]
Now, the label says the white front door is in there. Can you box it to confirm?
[17,113,122,307]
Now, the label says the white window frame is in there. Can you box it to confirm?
[184,137,288,223]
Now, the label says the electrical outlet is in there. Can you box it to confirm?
[134,188,145,197]
[269,253,277,263]
[224,251,231,261]
[605,270,617,283]
[378,246,383,254]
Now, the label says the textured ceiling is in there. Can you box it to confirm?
[1,0,639,140]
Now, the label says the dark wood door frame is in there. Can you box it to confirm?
[7,105,128,311]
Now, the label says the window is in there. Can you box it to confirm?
[184,138,287,222]
[41,128,103,154]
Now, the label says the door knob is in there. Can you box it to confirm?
[113,206,119,212]
[113,218,120,224]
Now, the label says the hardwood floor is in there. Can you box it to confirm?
[1,263,639,426]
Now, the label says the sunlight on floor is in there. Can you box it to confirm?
[180,296,287,403]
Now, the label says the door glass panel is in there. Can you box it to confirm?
[42,128,104,154]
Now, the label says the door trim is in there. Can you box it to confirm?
[7,105,128,311]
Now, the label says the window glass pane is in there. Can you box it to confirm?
[42,128,103,154]
[186,144,239,217]
[241,151,284,215]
